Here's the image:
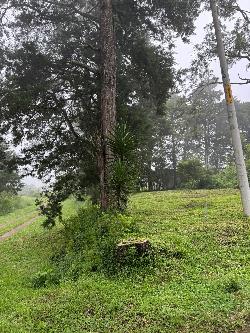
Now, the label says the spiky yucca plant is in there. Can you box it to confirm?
[108,124,138,211]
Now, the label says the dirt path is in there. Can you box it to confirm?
[0,217,38,242]
[0,214,37,230]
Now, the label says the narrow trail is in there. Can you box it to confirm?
[0,214,37,230]
[0,217,38,242]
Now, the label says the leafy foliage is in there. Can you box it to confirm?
[0,142,23,195]
[109,124,138,211]
[37,191,64,228]
[0,0,201,214]
[51,205,139,279]
[0,192,21,215]
[193,1,250,80]
[212,165,238,189]
[177,159,209,189]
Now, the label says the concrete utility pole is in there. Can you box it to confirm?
[210,0,250,217]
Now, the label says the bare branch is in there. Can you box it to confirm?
[192,76,250,97]
[238,74,250,84]
[232,4,250,24]
[0,4,12,24]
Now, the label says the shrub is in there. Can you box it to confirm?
[177,159,214,189]
[212,165,238,189]
[108,123,138,211]
[31,269,60,288]
[224,278,241,293]
[51,206,140,279]
[0,192,22,215]
[176,159,241,189]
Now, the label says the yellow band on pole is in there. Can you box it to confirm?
[225,83,233,105]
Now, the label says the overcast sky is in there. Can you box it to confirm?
[175,0,250,102]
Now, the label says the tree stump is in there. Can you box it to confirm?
[116,239,151,260]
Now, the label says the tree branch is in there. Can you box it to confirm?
[238,74,250,84]
[0,4,12,24]
[232,4,250,24]
[42,0,99,28]
[236,52,250,62]
[192,76,250,97]
[70,60,98,73]
[61,108,80,140]
[7,1,99,29]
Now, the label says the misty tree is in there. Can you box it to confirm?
[0,141,22,194]
[194,0,250,83]
[190,85,222,167]
[0,0,201,221]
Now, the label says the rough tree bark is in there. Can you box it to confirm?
[210,0,250,216]
[99,0,116,210]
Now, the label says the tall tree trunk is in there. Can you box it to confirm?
[99,0,116,210]
[204,121,210,168]
[147,160,153,192]
[210,0,250,217]
[171,134,177,189]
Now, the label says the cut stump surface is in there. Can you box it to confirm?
[116,239,151,258]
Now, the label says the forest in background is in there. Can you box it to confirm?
[0,0,249,215]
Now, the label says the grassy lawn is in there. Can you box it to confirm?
[0,196,38,236]
[0,190,250,332]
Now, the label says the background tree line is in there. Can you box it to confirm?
[142,84,250,191]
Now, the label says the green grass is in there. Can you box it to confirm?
[0,196,37,235]
[0,190,250,332]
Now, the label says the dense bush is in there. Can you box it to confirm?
[50,206,142,281]
[177,159,214,189]
[177,159,204,189]
[37,124,138,228]
[0,193,34,215]
[0,192,21,215]
[211,165,238,189]
[176,159,247,190]
[213,159,250,189]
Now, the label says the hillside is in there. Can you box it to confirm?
[0,190,250,333]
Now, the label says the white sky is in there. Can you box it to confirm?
[175,0,250,102]
[24,176,43,187]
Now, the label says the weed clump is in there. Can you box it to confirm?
[225,278,241,293]
[32,269,60,288]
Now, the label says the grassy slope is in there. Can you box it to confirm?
[0,196,37,236]
[0,190,250,333]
